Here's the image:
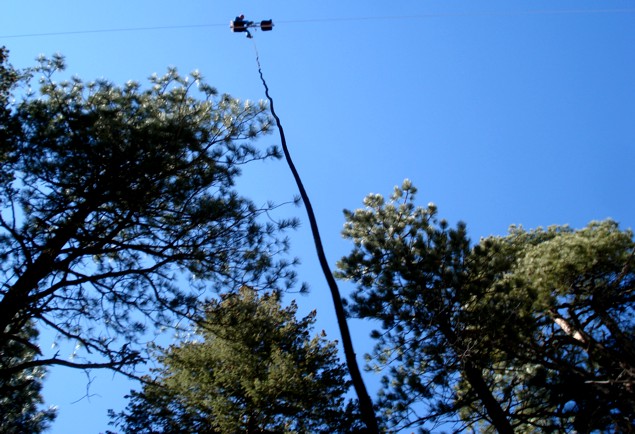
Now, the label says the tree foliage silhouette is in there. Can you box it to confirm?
[110,287,362,433]
[337,180,634,433]
[0,52,298,386]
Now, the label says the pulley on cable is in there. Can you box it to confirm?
[230,14,274,39]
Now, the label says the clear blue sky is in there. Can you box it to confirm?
[2,1,634,432]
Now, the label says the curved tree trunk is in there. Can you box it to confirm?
[255,52,380,433]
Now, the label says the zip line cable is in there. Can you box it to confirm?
[4,4,629,429]
[0,24,221,39]
[252,41,380,434]
[2,8,634,39]
[279,8,635,24]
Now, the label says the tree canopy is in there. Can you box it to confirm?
[0,51,298,385]
[0,322,56,433]
[337,180,634,433]
[5,45,634,433]
[109,287,361,433]
[0,47,57,434]
[467,219,635,432]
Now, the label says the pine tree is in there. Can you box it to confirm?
[337,180,634,432]
[1,51,297,393]
[467,220,635,432]
[110,287,362,433]
[0,323,56,433]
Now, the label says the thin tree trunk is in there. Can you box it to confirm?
[255,52,380,433]
[437,317,514,433]
[463,361,515,434]
[0,203,93,333]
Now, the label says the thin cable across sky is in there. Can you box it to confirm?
[2,8,634,39]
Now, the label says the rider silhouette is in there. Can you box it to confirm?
[234,14,253,38]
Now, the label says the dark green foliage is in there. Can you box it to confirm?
[0,323,56,433]
[337,180,511,433]
[0,47,56,434]
[337,180,635,433]
[469,220,635,432]
[0,46,20,186]
[110,287,362,433]
[0,51,298,393]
